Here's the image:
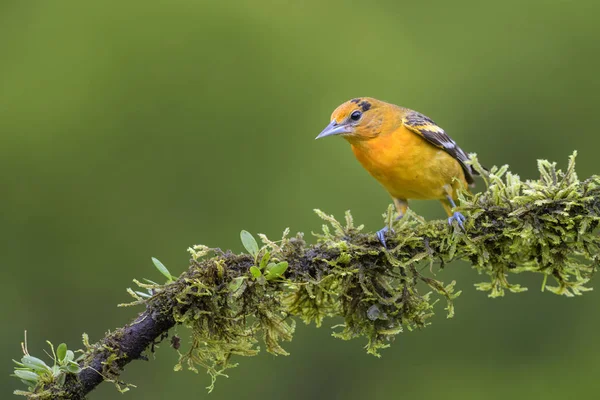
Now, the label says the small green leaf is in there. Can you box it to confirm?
[265,261,288,280]
[228,277,247,298]
[57,372,66,385]
[13,370,39,383]
[240,230,259,256]
[152,257,174,282]
[65,350,75,363]
[228,276,245,292]
[249,266,262,278]
[56,343,67,363]
[21,355,50,372]
[265,262,276,271]
[259,251,271,270]
[66,363,81,374]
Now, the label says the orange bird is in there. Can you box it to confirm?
[316,97,481,247]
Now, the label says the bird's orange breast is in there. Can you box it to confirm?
[349,125,467,200]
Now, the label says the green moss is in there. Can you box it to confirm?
[134,152,600,388]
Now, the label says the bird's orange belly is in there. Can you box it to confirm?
[350,133,465,200]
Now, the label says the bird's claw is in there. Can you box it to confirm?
[447,211,466,230]
[376,226,395,248]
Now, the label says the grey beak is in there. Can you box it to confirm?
[315,121,351,139]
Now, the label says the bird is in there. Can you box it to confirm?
[315,97,481,247]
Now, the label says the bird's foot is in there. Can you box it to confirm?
[376,225,395,248]
[447,211,466,230]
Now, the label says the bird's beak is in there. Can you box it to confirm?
[315,121,351,139]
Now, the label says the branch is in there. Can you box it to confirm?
[77,308,176,395]
[14,152,600,399]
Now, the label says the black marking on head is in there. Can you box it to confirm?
[350,98,361,104]
[358,100,371,112]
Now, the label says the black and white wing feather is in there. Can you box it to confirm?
[403,111,477,185]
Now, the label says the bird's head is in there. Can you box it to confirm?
[316,97,397,142]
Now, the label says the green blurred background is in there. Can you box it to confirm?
[2,0,599,398]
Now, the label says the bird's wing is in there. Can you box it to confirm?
[402,111,476,185]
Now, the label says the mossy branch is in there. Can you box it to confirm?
[15,152,600,398]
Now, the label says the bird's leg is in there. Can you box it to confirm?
[377,198,408,248]
[376,226,395,248]
[444,195,466,229]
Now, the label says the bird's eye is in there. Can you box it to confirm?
[350,110,362,121]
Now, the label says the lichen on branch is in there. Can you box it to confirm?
[15,152,600,399]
